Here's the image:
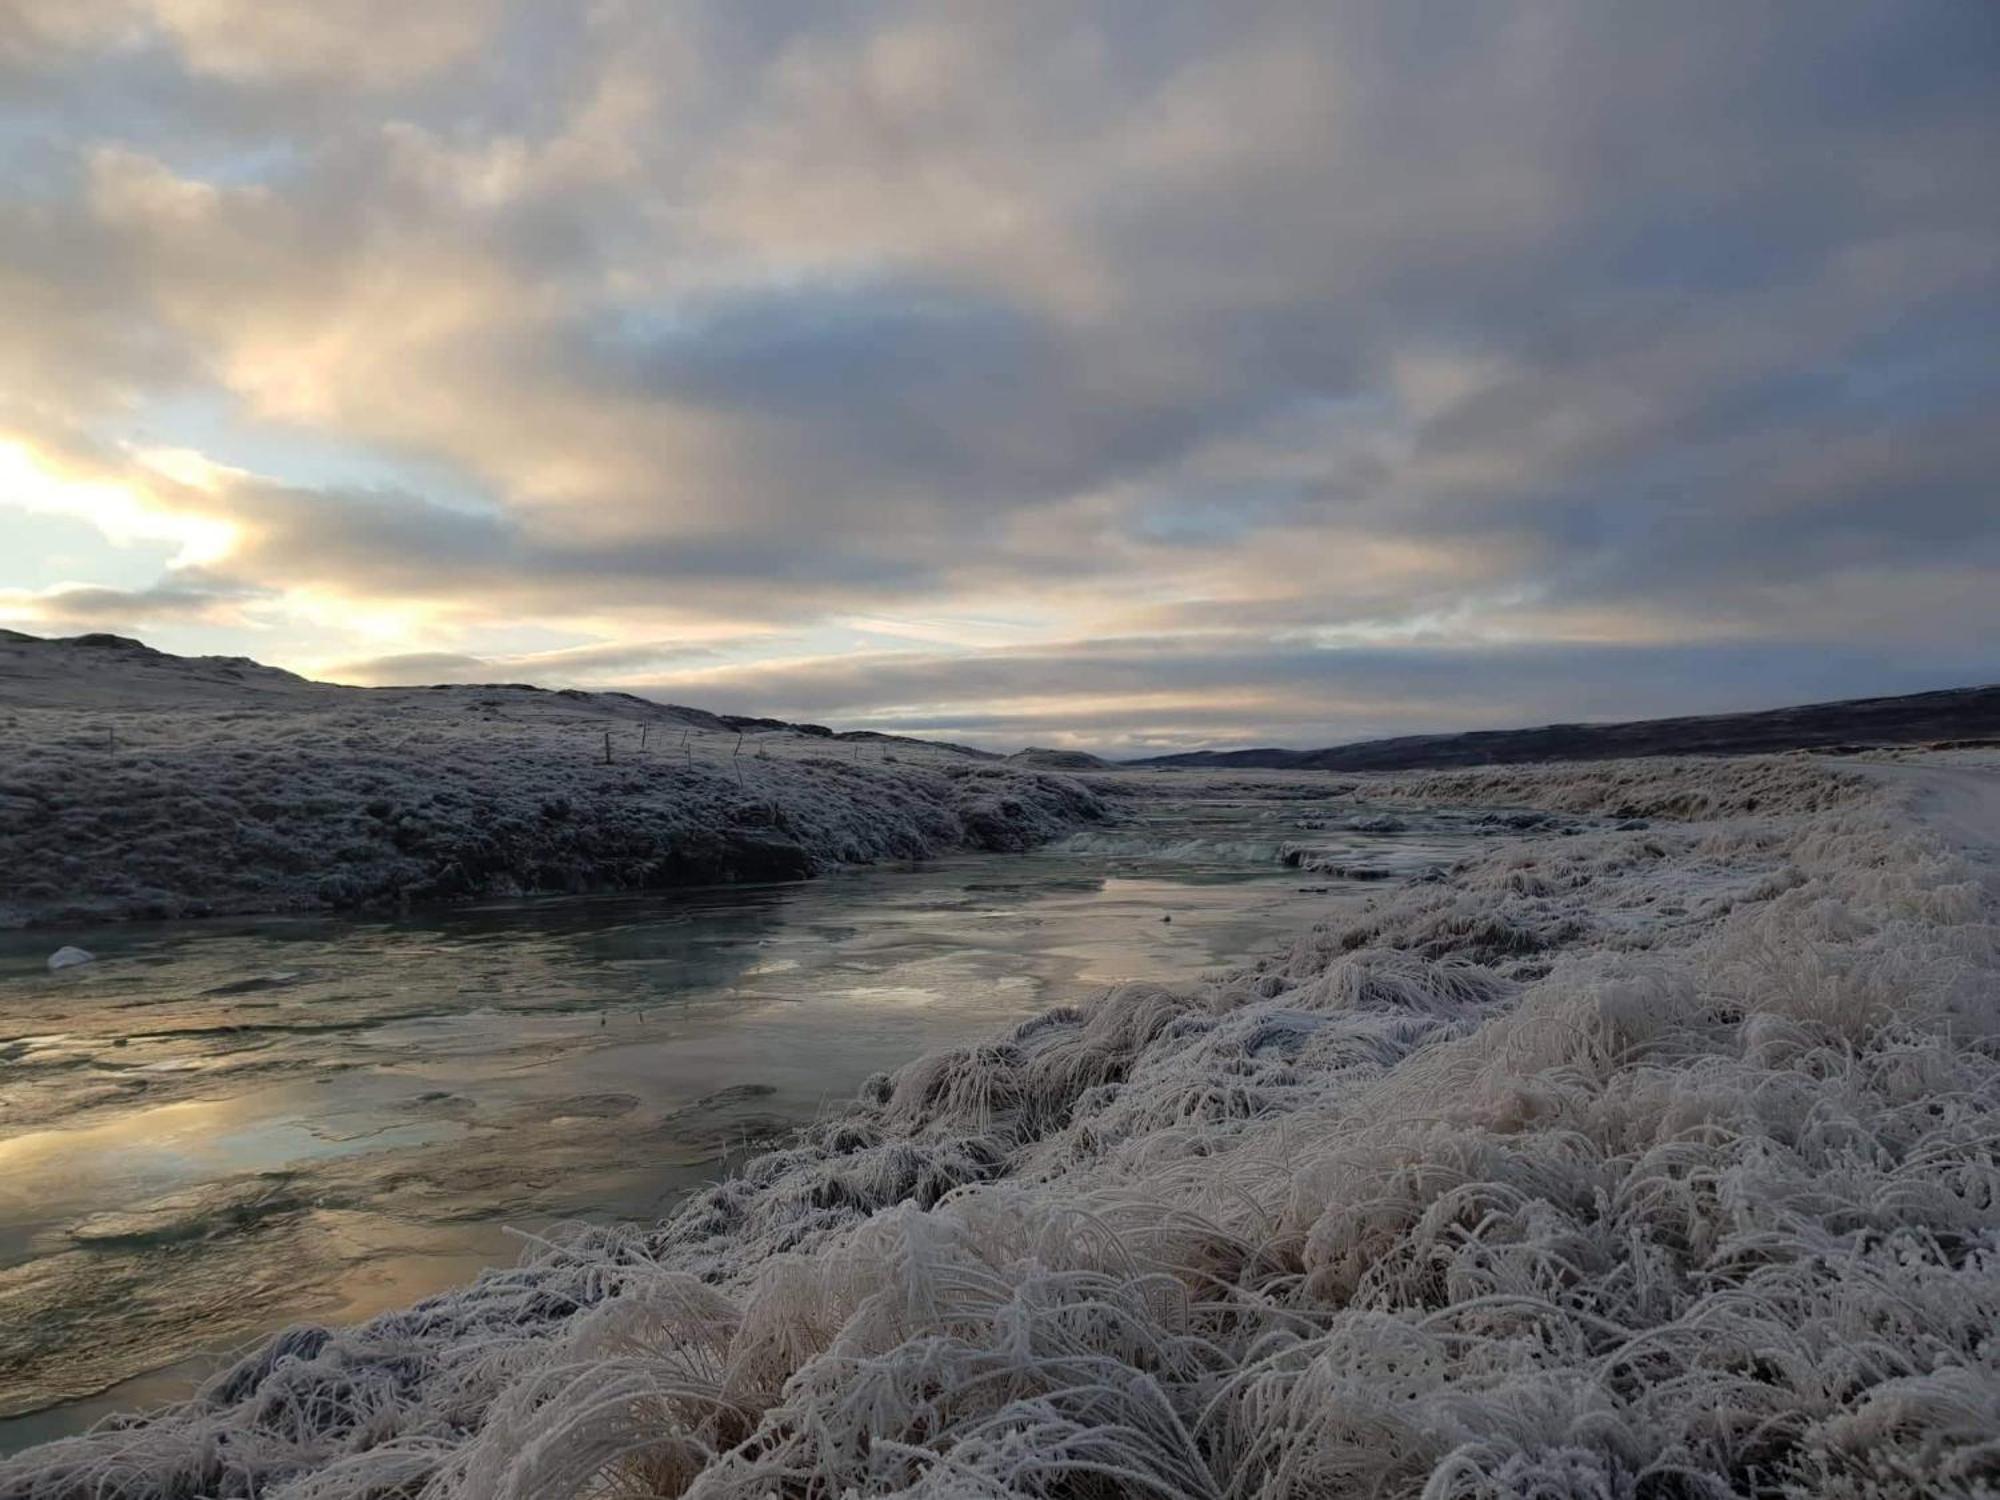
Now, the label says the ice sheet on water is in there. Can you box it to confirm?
[66,1176,301,1247]
[1053,829,1290,864]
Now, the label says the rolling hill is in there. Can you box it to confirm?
[1131,684,2000,771]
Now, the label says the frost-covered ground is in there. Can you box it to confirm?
[0,636,1103,927]
[5,751,1996,1498]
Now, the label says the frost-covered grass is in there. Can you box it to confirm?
[0,700,1103,927]
[6,755,1999,1498]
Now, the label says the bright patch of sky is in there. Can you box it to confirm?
[118,392,504,518]
[0,512,175,593]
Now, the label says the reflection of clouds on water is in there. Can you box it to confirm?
[835,985,960,1012]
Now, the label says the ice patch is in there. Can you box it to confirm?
[1055,830,1289,864]
[67,1175,300,1247]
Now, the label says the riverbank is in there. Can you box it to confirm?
[5,753,1997,1497]
[0,704,1105,929]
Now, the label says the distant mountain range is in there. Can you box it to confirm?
[1128,685,2000,771]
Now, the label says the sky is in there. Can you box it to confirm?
[1,2,1995,755]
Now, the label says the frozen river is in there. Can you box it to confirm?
[0,779,1482,1448]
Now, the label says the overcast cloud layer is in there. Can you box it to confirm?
[2,2,1994,752]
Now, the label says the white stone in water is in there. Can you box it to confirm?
[47,945,95,970]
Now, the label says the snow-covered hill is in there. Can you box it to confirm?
[0,632,1103,926]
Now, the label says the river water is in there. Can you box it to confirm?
[0,780,1481,1450]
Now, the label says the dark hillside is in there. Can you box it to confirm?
[1133,684,2000,771]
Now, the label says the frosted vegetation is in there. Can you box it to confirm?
[0,642,1104,927]
[6,753,1996,1497]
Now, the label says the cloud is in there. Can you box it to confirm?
[328,638,723,686]
[0,1,1993,745]
[2,0,498,86]
[0,577,257,630]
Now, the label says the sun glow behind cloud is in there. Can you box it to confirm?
[0,439,238,569]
